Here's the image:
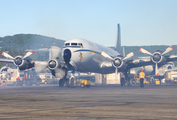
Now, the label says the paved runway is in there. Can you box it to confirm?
[0,84,177,120]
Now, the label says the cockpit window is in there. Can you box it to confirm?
[64,42,83,48]
[71,43,77,45]
[65,43,70,46]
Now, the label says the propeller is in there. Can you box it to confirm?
[34,46,65,78]
[49,46,62,59]
[139,48,153,56]
[16,67,20,79]
[35,61,48,73]
[2,51,33,79]
[101,52,134,78]
[139,46,173,76]
[2,52,14,59]
[23,50,33,58]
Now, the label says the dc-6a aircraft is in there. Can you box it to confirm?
[0,51,34,79]
[36,24,141,86]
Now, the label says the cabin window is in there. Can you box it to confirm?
[65,43,70,46]
[78,43,83,48]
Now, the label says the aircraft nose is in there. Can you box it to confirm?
[63,49,71,64]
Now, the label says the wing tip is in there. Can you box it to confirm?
[139,48,142,52]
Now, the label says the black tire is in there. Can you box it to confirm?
[81,83,85,88]
[59,79,64,87]
[25,80,32,86]
[65,79,70,87]
[121,78,125,86]
[13,82,17,86]
[127,79,131,86]
[35,81,40,86]
[70,78,74,88]
[17,81,23,86]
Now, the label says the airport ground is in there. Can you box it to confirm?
[0,84,177,120]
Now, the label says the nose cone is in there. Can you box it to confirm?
[113,58,121,67]
[153,53,161,62]
[14,57,22,66]
[63,49,71,64]
[48,60,56,69]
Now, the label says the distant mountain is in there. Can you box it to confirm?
[0,34,65,51]
[1,34,177,60]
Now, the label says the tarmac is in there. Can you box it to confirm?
[0,84,177,120]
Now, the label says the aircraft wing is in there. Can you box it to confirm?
[167,55,177,62]
[0,58,14,64]
[127,57,153,69]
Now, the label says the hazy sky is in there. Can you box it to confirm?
[0,0,177,46]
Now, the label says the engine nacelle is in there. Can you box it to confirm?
[13,56,34,70]
[48,59,61,70]
[151,52,166,64]
[112,57,126,70]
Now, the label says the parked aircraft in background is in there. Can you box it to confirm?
[131,61,175,81]
[139,47,177,76]
[0,51,34,79]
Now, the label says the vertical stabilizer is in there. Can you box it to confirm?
[115,24,121,55]
[122,46,125,57]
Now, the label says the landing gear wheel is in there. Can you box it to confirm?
[121,78,125,86]
[70,78,74,88]
[59,79,64,87]
[65,78,70,87]
[127,79,131,86]
[16,81,23,86]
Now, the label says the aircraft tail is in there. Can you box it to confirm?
[115,23,121,55]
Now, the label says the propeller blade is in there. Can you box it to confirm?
[161,46,173,55]
[34,61,48,73]
[115,68,118,80]
[16,67,20,79]
[55,68,66,78]
[122,52,134,60]
[139,48,153,56]
[23,50,33,58]
[101,52,113,60]
[49,46,61,59]
[2,52,14,59]
[155,63,159,76]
